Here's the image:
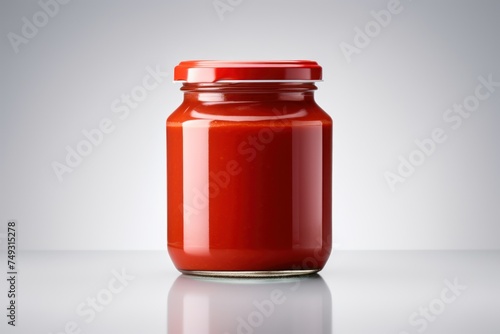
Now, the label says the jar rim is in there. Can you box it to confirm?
[174,60,322,83]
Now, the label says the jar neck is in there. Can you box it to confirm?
[180,82,318,102]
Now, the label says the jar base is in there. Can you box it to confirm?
[180,269,319,278]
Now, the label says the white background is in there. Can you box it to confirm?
[1,0,499,251]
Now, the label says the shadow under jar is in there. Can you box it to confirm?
[167,60,332,277]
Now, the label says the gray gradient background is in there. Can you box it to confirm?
[1,0,499,251]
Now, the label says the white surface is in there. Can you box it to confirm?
[1,0,499,251]
[1,251,498,334]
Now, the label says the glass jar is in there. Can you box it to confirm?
[167,60,332,277]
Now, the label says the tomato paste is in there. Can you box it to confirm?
[167,61,332,277]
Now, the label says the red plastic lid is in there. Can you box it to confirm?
[174,60,322,83]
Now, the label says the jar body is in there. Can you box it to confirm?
[167,83,332,276]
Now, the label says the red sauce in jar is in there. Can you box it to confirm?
[167,61,332,276]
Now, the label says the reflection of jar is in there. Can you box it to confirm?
[167,61,332,277]
[168,274,332,334]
